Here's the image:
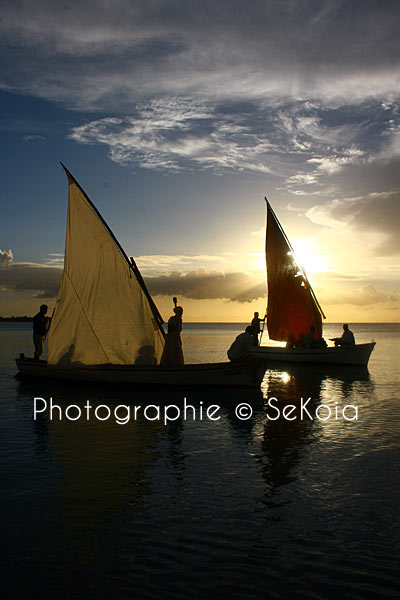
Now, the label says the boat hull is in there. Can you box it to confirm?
[252,342,375,367]
[15,357,268,387]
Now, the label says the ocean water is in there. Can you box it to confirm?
[1,322,399,599]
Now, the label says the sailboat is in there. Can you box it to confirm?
[16,166,267,386]
[252,199,375,366]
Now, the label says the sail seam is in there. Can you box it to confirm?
[62,269,111,363]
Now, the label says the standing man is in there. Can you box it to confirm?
[251,312,266,346]
[33,304,51,359]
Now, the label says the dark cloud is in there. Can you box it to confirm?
[1,1,399,110]
[0,261,266,303]
[307,192,400,256]
[145,269,266,302]
[0,263,61,297]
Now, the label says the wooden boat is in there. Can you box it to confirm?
[16,166,267,387]
[16,355,266,386]
[252,342,375,366]
[253,200,375,367]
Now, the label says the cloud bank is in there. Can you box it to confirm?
[0,261,61,298]
[0,253,395,313]
[146,269,266,303]
[1,1,399,110]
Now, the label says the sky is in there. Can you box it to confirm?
[0,0,399,323]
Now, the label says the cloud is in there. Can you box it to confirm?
[68,98,400,177]
[145,269,266,302]
[23,135,45,141]
[44,254,65,266]
[0,255,265,303]
[0,262,61,297]
[306,192,400,255]
[1,1,399,188]
[321,284,395,307]
[317,272,357,280]
[69,98,275,173]
[136,253,228,273]
[1,1,400,111]
[0,249,13,267]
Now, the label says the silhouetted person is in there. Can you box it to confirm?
[161,299,184,366]
[295,333,306,348]
[33,304,51,359]
[331,324,355,347]
[227,326,254,362]
[305,325,327,349]
[305,325,316,348]
[251,311,266,346]
[135,345,157,365]
[286,334,295,349]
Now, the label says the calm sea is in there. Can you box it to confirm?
[1,322,399,599]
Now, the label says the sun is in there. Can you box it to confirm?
[250,239,329,276]
[290,237,330,276]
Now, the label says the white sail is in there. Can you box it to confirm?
[48,170,165,366]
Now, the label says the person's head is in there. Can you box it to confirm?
[174,306,183,317]
[245,325,253,335]
[254,312,259,317]
[40,304,48,315]
[343,323,349,331]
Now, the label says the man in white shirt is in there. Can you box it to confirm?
[227,326,254,361]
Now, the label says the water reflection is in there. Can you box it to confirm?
[258,364,375,504]
[9,357,398,599]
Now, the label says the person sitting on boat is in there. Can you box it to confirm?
[331,324,355,347]
[295,333,306,348]
[305,326,317,348]
[160,301,184,366]
[135,345,157,365]
[227,326,254,362]
[286,334,295,349]
[251,312,266,347]
[305,325,328,349]
[33,304,51,359]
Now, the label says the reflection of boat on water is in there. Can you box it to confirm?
[253,200,375,367]
[16,166,267,387]
[267,361,371,384]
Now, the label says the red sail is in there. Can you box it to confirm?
[266,201,324,343]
